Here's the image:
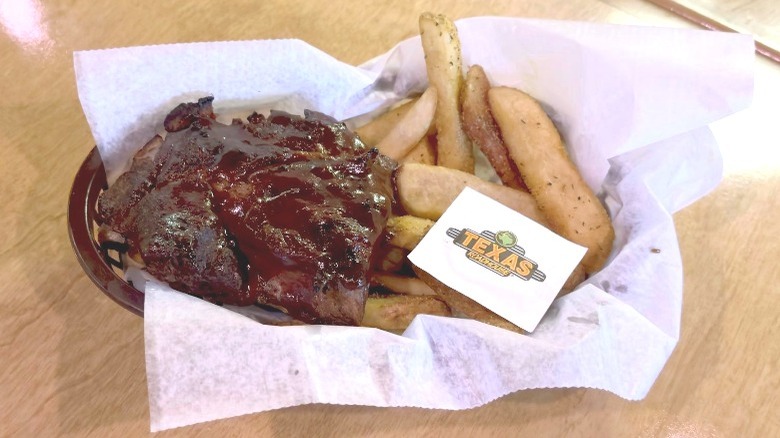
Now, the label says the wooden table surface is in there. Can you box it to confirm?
[2,0,778,436]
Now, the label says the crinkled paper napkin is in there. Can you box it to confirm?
[73,17,754,431]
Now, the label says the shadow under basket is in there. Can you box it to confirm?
[68,147,144,316]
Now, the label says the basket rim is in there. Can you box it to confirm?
[67,146,144,317]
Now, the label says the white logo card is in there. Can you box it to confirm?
[408,188,587,332]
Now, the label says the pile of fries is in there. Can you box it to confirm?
[359,13,614,333]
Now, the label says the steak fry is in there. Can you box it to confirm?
[419,12,474,172]
[461,65,526,190]
[401,135,437,165]
[395,163,546,224]
[355,99,417,147]
[488,87,614,273]
[376,87,438,160]
[362,295,451,332]
[413,267,523,334]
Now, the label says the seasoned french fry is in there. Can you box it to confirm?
[362,295,451,331]
[557,263,587,298]
[412,267,523,334]
[488,87,614,273]
[372,273,436,296]
[419,12,473,172]
[355,98,417,146]
[461,65,526,190]
[377,246,407,272]
[395,163,547,224]
[376,87,438,160]
[386,215,435,250]
[400,134,436,165]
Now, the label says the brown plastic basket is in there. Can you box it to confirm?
[67,147,144,316]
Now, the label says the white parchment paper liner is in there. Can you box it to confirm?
[74,17,754,431]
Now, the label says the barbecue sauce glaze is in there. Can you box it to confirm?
[98,98,395,325]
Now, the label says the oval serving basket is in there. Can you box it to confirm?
[68,147,144,316]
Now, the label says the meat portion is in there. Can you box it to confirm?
[211,140,394,324]
[97,135,163,235]
[97,98,395,325]
[131,176,244,302]
[163,96,216,132]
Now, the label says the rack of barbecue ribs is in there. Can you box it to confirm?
[97,97,396,325]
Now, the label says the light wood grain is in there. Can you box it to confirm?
[664,0,779,52]
[1,0,778,436]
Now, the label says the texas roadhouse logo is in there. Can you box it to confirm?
[446,228,546,282]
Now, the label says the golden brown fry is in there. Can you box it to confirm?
[376,87,438,160]
[372,273,437,296]
[488,87,614,273]
[354,99,417,147]
[419,12,473,172]
[386,215,435,250]
[395,163,547,224]
[400,135,436,165]
[362,294,451,332]
[557,263,587,298]
[377,246,407,272]
[412,267,523,334]
[461,65,526,190]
